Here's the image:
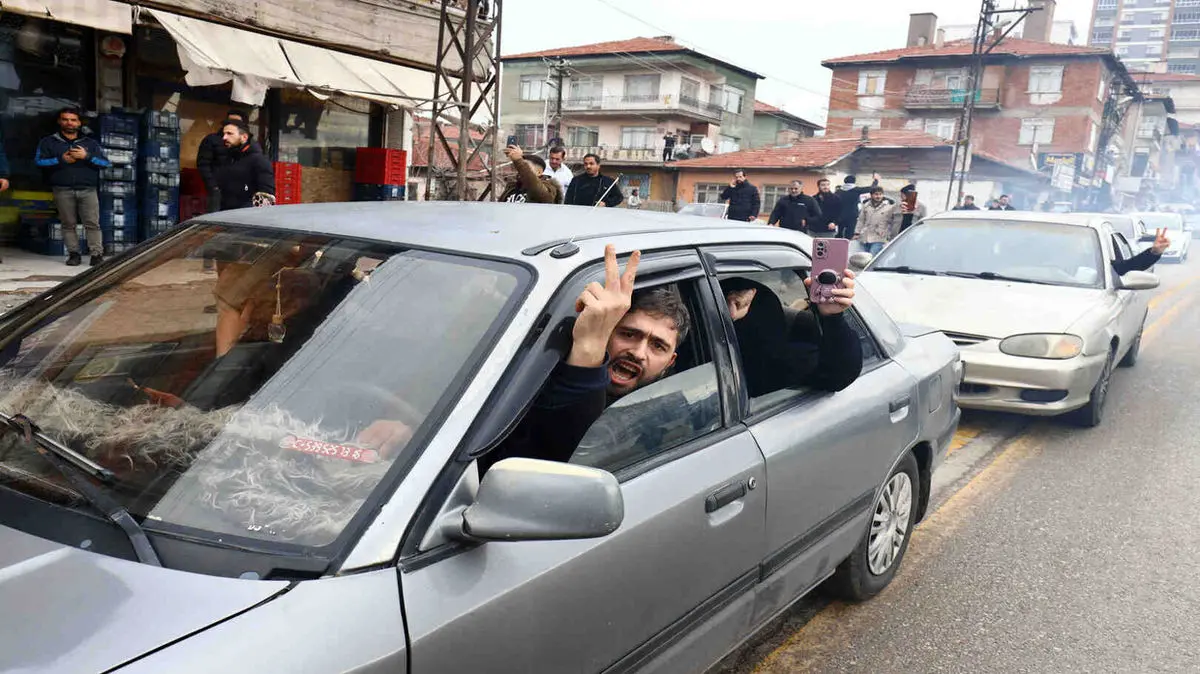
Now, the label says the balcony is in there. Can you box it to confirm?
[562,145,663,164]
[904,88,1001,110]
[562,94,725,123]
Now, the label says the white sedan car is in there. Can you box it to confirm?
[853,211,1159,427]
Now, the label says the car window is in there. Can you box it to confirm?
[715,268,877,415]
[567,280,721,476]
[0,225,527,550]
[1112,233,1134,261]
[1108,218,1134,240]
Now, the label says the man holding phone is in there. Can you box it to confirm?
[893,184,927,234]
[36,107,111,267]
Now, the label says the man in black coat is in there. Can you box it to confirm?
[811,178,841,237]
[989,194,1017,211]
[214,120,274,210]
[834,173,880,239]
[564,153,623,208]
[196,109,246,213]
[721,169,761,222]
[769,180,823,233]
[953,195,981,210]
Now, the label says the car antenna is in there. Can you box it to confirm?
[551,173,626,259]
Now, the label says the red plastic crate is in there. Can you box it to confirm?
[354,148,407,185]
[274,162,302,180]
[180,195,206,222]
[181,168,207,196]
[273,162,303,204]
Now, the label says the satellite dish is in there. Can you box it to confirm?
[700,137,715,154]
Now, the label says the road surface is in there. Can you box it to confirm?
[722,258,1200,674]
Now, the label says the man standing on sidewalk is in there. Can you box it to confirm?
[36,107,110,266]
[768,180,820,233]
[812,178,841,238]
[989,194,1016,211]
[565,154,624,208]
[542,146,574,192]
[214,120,275,210]
[834,172,880,239]
[721,169,761,222]
[197,109,246,214]
[855,186,894,255]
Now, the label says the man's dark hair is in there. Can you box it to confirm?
[790,179,803,186]
[583,153,601,164]
[525,154,547,170]
[227,109,248,121]
[965,194,975,201]
[549,146,566,157]
[1000,194,1010,199]
[818,177,830,184]
[224,119,251,136]
[900,184,916,194]
[870,186,884,195]
[57,106,82,120]
[734,169,746,176]
[629,286,691,346]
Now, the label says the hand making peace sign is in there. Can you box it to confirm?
[1151,228,1171,255]
[567,244,641,368]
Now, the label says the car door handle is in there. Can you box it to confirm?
[889,396,912,413]
[705,481,748,513]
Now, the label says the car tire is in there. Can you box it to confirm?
[1069,348,1115,428]
[1119,323,1144,368]
[830,451,920,602]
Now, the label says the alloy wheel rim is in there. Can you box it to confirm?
[868,472,913,576]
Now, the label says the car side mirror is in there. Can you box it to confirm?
[445,458,623,543]
[1118,270,1159,291]
[849,252,874,271]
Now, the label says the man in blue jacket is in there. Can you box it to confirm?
[36,107,110,266]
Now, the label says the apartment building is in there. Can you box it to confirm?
[750,101,823,147]
[822,9,1144,207]
[1088,0,1200,74]
[499,36,763,201]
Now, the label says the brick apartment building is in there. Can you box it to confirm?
[821,9,1146,207]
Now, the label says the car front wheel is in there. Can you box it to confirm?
[830,451,920,601]
[1119,323,1143,368]
[1068,348,1115,427]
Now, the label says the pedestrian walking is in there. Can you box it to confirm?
[989,194,1016,211]
[543,145,574,191]
[197,109,246,214]
[662,132,677,162]
[627,188,642,209]
[720,169,761,222]
[564,154,623,207]
[768,180,822,233]
[953,195,981,210]
[213,120,274,210]
[812,178,841,237]
[834,172,880,239]
[855,186,894,255]
[36,107,110,266]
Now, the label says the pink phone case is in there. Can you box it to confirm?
[809,238,851,305]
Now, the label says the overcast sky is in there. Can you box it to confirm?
[502,0,1095,127]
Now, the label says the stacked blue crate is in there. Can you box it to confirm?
[138,111,182,244]
[98,113,141,256]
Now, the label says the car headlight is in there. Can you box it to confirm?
[999,334,1084,360]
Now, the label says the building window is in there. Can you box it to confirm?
[519,75,552,101]
[1146,45,1163,57]
[513,124,545,148]
[276,92,375,168]
[566,126,599,147]
[620,126,656,149]
[761,185,788,215]
[851,118,882,130]
[723,86,745,114]
[1169,63,1198,73]
[718,134,740,153]
[857,69,887,95]
[569,76,603,103]
[1117,29,1132,42]
[1131,151,1150,177]
[1092,31,1113,43]
[924,118,957,140]
[694,183,726,204]
[1097,0,1116,7]
[1172,28,1200,40]
[623,74,661,103]
[1028,66,1064,94]
[1178,11,1200,22]
[681,78,701,105]
[1149,28,1164,39]
[1138,116,1162,138]
[1019,118,1055,145]
[1116,46,1131,57]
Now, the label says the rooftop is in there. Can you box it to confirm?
[822,37,1111,67]
[753,101,823,129]
[670,130,953,170]
[502,36,764,79]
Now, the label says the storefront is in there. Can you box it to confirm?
[0,1,435,247]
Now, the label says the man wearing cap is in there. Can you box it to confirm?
[835,172,880,239]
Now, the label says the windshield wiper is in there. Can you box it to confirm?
[944,271,1046,285]
[871,265,944,276]
[0,413,162,566]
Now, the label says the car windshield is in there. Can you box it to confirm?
[0,224,524,551]
[871,218,1105,288]
[1137,213,1184,231]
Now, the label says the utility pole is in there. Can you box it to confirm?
[945,0,1039,210]
[550,58,569,147]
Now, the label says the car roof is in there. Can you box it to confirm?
[923,210,1114,229]
[190,202,775,258]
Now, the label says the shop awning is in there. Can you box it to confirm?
[2,0,132,34]
[145,9,438,109]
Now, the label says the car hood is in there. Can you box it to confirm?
[858,272,1099,339]
[0,525,288,673]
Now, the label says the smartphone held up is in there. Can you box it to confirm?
[808,238,851,305]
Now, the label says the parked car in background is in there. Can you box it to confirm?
[677,202,728,218]
[854,211,1158,427]
[0,204,960,674]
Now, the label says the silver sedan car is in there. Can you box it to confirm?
[0,204,958,674]
[855,211,1158,426]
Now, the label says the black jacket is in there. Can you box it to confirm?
[989,204,1016,211]
[813,191,841,230]
[721,181,761,221]
[214,140,274,210]
[834,181,879,228]
[565,173,623,208]
[953,204,981,210]
[35,133,111,188]
[196,132,227,191]
[769,194,814,232]
[1113,248,1161,276]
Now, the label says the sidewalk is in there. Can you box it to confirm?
[0,247,85,294]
